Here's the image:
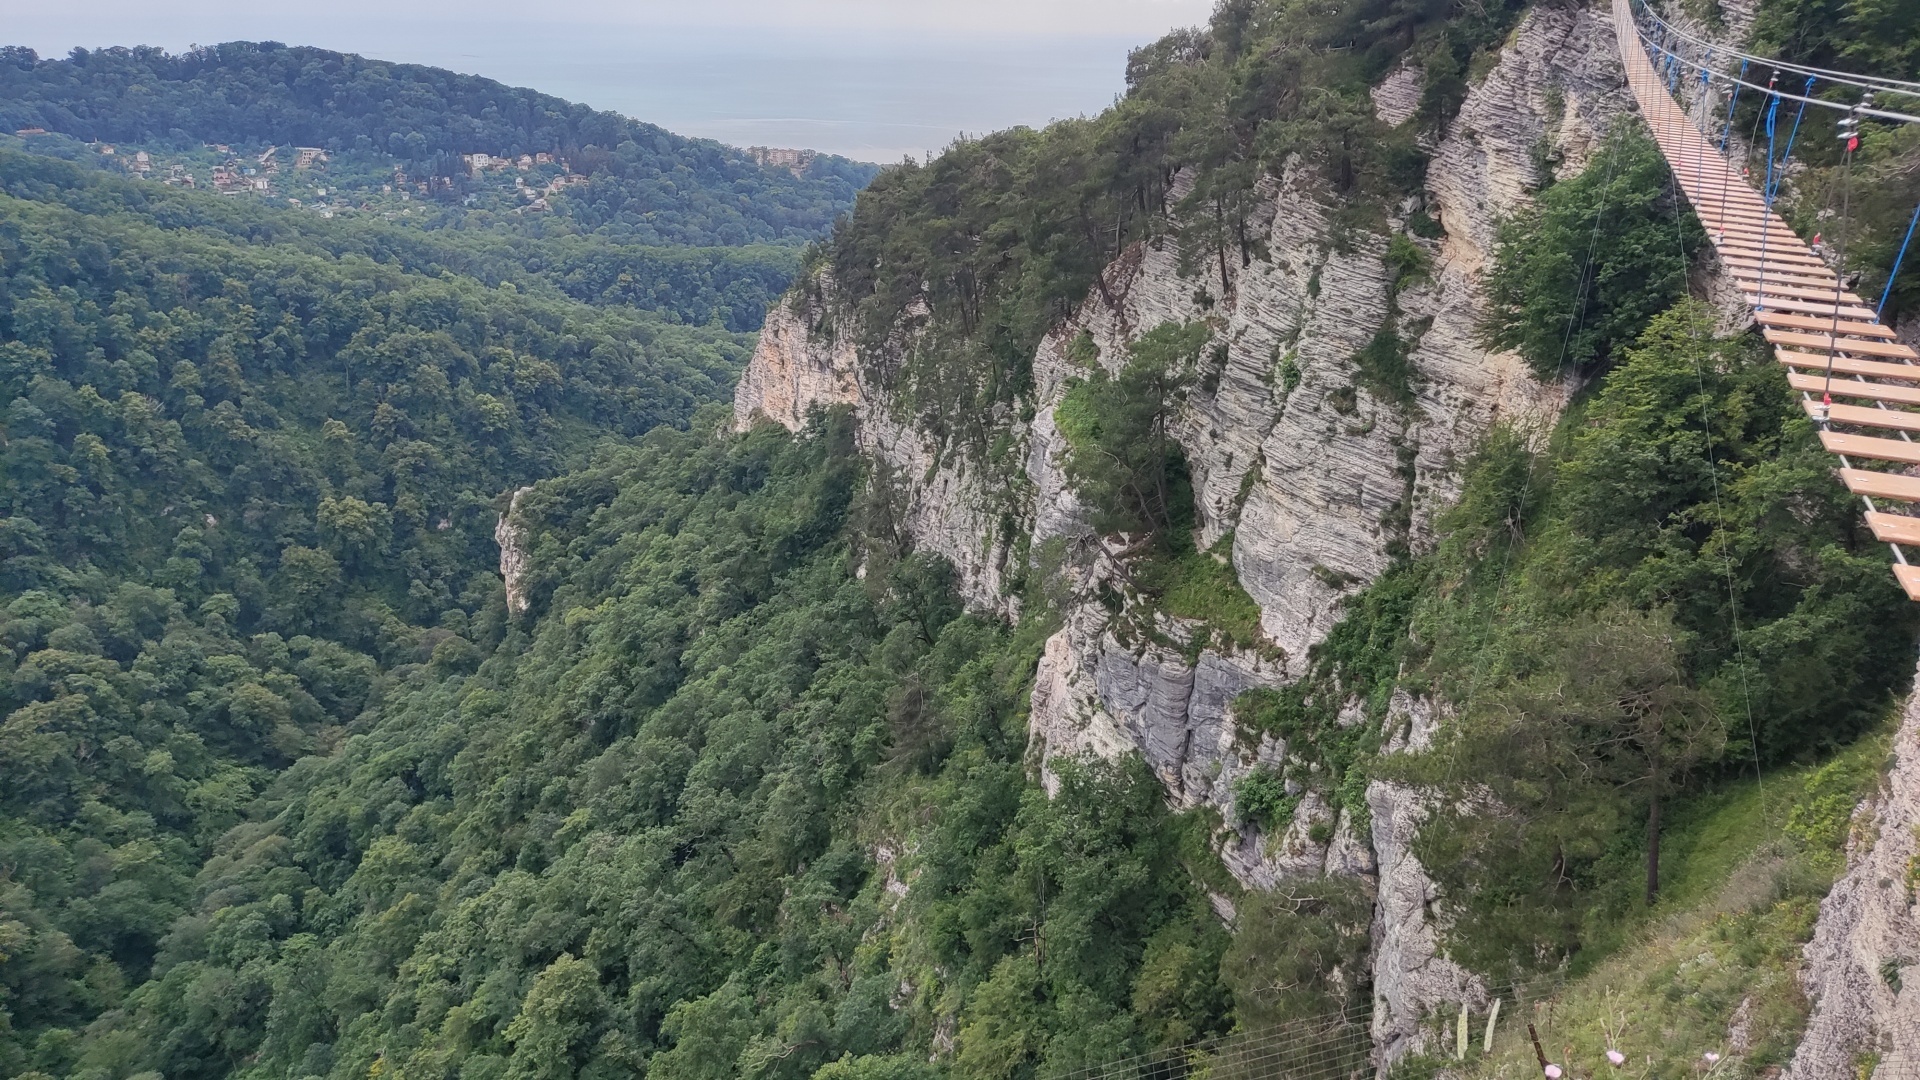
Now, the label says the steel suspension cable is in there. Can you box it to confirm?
[1822,107,1864,403]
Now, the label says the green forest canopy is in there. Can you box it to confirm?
[0,148,802,333]
[0,124,757,1073]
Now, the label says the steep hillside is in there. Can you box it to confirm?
[0,148,800,332]
[734,0,1920,1067]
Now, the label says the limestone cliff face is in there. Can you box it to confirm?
[1367,693,1486,1061]
[735,288,1021,614]
[734,2,1629,1063]
[496,486,535,616]
[1788,661,1920,1077]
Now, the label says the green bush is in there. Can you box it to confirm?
[1480,125,1703,379]
[1232,768,1299,830]
[1058,321,1210,541]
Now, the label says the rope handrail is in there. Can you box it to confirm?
[1635,31,1920,125]
[1631,0,1920,99]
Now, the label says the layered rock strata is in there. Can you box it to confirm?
[734,1,1638,1065]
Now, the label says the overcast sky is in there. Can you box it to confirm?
[5,0,1217,161]
[8,0,1215,39]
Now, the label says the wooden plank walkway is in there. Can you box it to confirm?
[1611,0,1920,599]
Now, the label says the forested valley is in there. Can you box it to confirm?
[5,0,1920,1078]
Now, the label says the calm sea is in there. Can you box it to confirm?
[10,16,1165,163]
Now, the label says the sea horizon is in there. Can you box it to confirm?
[5,19,1177,163]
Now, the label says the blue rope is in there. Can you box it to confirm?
[1761,86,1782,208]
[1881,199,1920,317]
[1720,59,1750,153]
[1767,77,1816,203]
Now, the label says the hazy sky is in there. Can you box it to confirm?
[5,0,1217,161]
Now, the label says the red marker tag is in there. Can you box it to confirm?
[1848,136,1860,152]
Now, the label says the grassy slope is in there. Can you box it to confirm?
[1408,719,1896,1078]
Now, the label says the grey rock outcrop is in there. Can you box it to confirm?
[735,288,1022,614]
[496,485,535,616]
[1788,659,1920,1077]
[1369,776,1487,1064]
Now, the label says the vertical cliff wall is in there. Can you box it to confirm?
[734,1,1641,1062]
[1789,661,1920,1076]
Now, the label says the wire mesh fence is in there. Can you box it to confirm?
[1048,1005,1376,1080]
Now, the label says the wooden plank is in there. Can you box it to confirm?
[1765,329,1920,361]
[1824,432,1920,467]
[1692,197,1772,215]
[1721,257,1839,282]
[1720,251,1828,271]
[1739,278,1867,304]
[1715,231,1805,250]
[1711,220,1805,238]
[1682,179,1767,197]
[1716,244,1827,266]
[1787,371,1920,406]
[1715,230,1815,249]
[1707,214,1802,231]
[1720,246,1822,264]
[1699,210,1777,227]
[1756,311,1900,339]
[1700,210,1779,226]
[1721,254,1838,277]
[1896,564,1920,600]
[1748,295,1882,320]
[1802,399,1920,434]
[1778,349,1920,382]
[1723,252,1831,272]
[1841,468,1920,503]
[1866,511,1920,545]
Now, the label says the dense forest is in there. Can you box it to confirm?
[3,412,1274,1080]
[0,43,880,247]
[3,0,1920,1075]
[0,126,753,1074]
[0,150,801,332]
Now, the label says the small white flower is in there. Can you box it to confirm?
[1704,1051,1721,1064]
[1607,1049,1626,1066]
[1545,1066,1563,1079]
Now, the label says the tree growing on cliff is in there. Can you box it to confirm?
[1054,320,1212,545]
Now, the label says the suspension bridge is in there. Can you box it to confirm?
[1613,0,1920,598]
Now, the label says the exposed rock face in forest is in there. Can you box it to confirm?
[496,486,536,615]
[738,290,1023,614]
[734,1,1674,1062]
[1788,658,1920,1076]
